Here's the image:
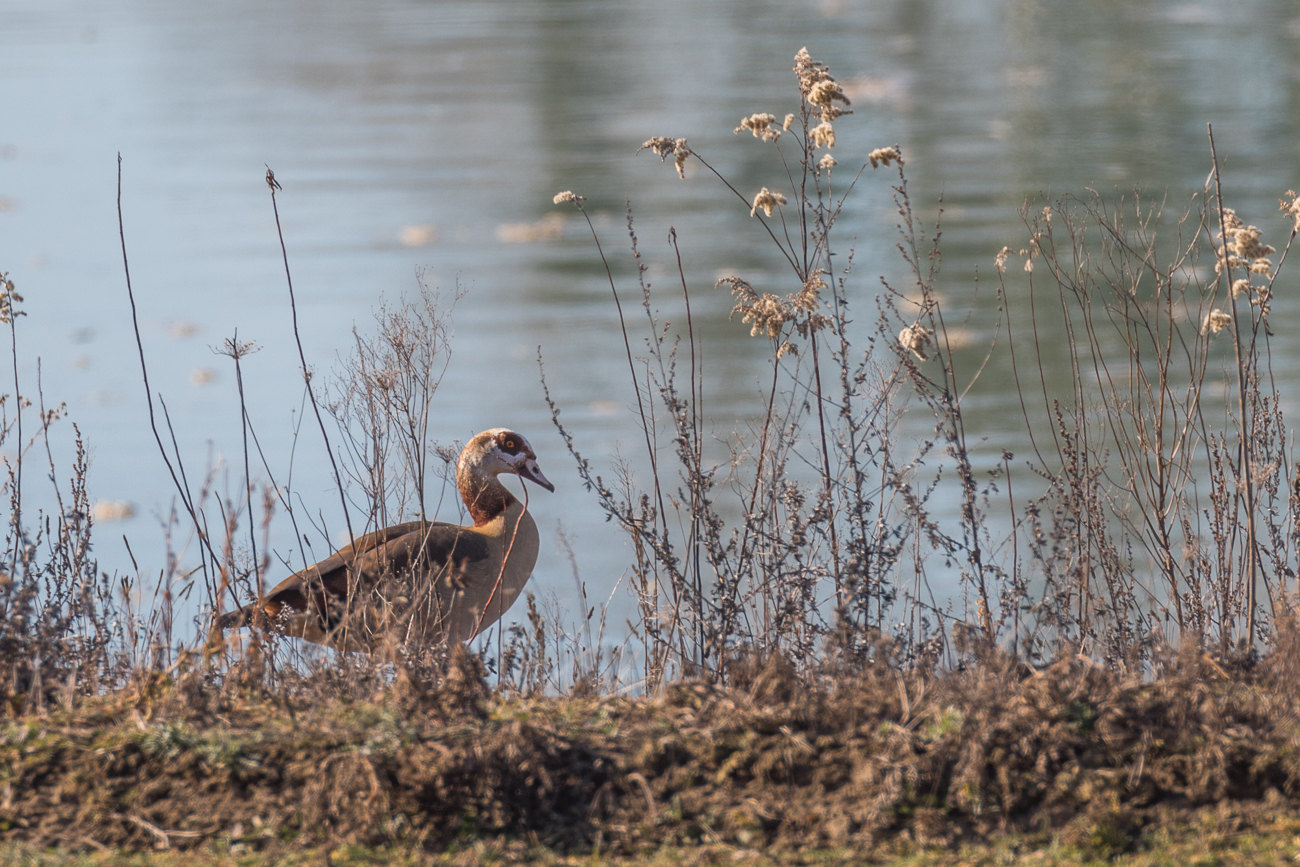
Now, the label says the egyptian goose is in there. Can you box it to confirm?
[217,428,554,653]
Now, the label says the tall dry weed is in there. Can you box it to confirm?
[550,54,1300,687]
[7,54,1300,719]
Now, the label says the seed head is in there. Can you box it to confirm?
[719,276,757,304]
[782,113,795,131]
[0,272,23,325]
[994,246,1010,273]
[1254,287,1273,315]
[735,113,782,143]
[1202,308,1232,335]
[639,137,692,178]
[553,190,586,205]
[793,48,853,122]
[809,122,836,149]
[640,137,677,159]
[740,293,788,337]
[818,153,837,170]
[807,80,850,109]
[1281,190,1300,234]
[794,47,832,91]
[750,187,788,218]
[218,337,259,360]
[1214,207,1275,278]
[899,324,933,361]
[868,146,902,168]
[794,271,827,312]
[720,275,828,341]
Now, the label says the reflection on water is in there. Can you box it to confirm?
[1,0,1299,633]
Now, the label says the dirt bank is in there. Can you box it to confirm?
[3,650,1299,861]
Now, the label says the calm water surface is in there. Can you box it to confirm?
[2,0,1299,636]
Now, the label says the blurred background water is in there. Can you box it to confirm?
[2,0,1299,639]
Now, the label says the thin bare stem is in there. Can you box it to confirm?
[265,167,356,552]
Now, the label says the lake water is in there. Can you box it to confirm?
[3,0,1299,642]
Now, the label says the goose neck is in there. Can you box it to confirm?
[458,463,518,527]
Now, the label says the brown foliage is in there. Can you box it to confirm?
[5,648,1300,857]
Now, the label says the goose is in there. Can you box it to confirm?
[217,428,554,653]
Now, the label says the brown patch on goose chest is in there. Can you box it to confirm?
[460,474,517,527]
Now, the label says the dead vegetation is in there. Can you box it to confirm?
[3,48,1300,860]
[5,647,1300,861]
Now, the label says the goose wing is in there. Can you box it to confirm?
[220,521,491,644]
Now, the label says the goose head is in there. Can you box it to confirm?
[458,428,555,495]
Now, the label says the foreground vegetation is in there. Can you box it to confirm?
[12,824,1300,867]
[4,48,1300,862]
[6,647,1300,862]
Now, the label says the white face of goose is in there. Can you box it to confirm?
[482,428,555,493]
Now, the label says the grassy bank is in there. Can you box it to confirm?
[5,649,1300,862]
[9,823,1300,867]
[5,47,1300,863]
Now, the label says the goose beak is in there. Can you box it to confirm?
[517,458,555,492]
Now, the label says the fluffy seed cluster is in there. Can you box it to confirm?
[1202,308,1232,335]
[868,146,903,169]
[1282,190,1300,235]
[552,191,586,205]
[1216,208,1275,278]
[1015,244,1037,273]
[731,288,788,338]
[793,48,852,150]
[639,136,691,178]
[818,153,837,170]
[899,323,933,361]
[809,123,836,149]
[750,187,788,218]
[994,246,1010,273]
[794,48,852,123]
[735,113,783,143]
[0,272,23,325]
[722,274,829,342]
[794,271,828,313]
[1215,207,1277,315]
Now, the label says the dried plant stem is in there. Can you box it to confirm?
[571,202,671,546]
[1207,125,1260,647]
[6,293,19,582]
[809,331,842,605]
[228,332,262,597]
[690,151,801,277]
[734,353,783,624]
[116,154,221,602]
[265,168,356,551]
[669,227,707,668]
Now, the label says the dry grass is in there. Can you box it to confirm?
[6,648,1300,859]
[4,49,1300,859]
[549,51,1300,683]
